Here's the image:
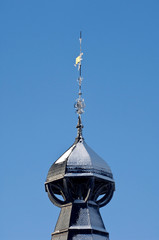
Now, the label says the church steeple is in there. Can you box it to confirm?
[45,33,115,240]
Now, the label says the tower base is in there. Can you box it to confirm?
[52,200,109,240]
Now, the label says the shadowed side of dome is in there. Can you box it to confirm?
[45,144,76,183]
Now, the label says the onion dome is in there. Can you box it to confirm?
[45,116,115,209]
[46,139,113,183]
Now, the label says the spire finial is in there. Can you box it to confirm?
[74,32,85,140]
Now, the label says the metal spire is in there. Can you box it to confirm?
[74,31,85,140]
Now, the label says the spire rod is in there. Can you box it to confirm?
[74,31,85,140]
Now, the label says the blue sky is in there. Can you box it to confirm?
[0,0,159,240]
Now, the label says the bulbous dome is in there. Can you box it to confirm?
[46,140,114,184]
[45,138,115,208]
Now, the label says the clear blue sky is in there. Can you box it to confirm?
[0,0,159,240]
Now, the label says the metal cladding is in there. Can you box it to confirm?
[52,201,109,240]
[45,137,115,239]
[46,140,114,183]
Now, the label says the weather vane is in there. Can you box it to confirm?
[74,31,86,117]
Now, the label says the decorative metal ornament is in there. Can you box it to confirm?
[45,33,115,240]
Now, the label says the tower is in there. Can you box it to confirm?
[45,33,115,240]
